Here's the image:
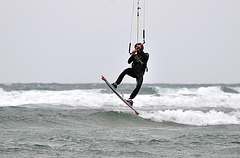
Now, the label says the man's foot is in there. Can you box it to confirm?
[126,99,133,107]
[111,83,117,89]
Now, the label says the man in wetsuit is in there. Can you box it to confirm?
[112,43,149,106]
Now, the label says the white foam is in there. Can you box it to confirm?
[232,87,240,93]
[0,89,107,108]
[140,109,240,126]
[134,94,240,109]
[1,87,240,110]
[1,88,240,126]
[154,86,224,96]
[144,86,240,109]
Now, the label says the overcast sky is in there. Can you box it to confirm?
[1,0,240,84]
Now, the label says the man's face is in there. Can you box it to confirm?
[135,45,141,51]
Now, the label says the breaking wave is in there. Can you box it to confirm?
[0,83,240,126]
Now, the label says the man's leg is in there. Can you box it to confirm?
[115,68,135,85]
[129,74,143,99]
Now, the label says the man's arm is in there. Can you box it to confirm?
[128,54,134,64]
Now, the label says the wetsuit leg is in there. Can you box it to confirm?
[115,68,136,85]
[129,74,143,99]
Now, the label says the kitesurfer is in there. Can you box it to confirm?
[112,43,149,106]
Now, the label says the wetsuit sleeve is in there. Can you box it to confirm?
[142,53,149,64]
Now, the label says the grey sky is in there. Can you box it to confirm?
[0,0,240,83]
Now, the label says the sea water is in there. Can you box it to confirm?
[0,83,240,157]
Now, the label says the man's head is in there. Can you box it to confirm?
[135,43,144,51]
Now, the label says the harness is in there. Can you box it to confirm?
[135,53,148,72]
[136,54,143,64]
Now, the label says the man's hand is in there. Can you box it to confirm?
[132,49,137,54]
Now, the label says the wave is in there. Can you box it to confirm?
[1,86,240,109]
[0,83,104,91]
[1,105,239,127]
[92,110,240,126]
[0,88,107,108]
[1,83,240,126]
[140,109,240,126]
[154,86,240,95]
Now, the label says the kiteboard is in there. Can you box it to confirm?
[101,75,139,116]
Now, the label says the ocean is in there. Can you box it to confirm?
[0,83,240,157]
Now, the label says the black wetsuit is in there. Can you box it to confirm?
[115,50,149,99]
